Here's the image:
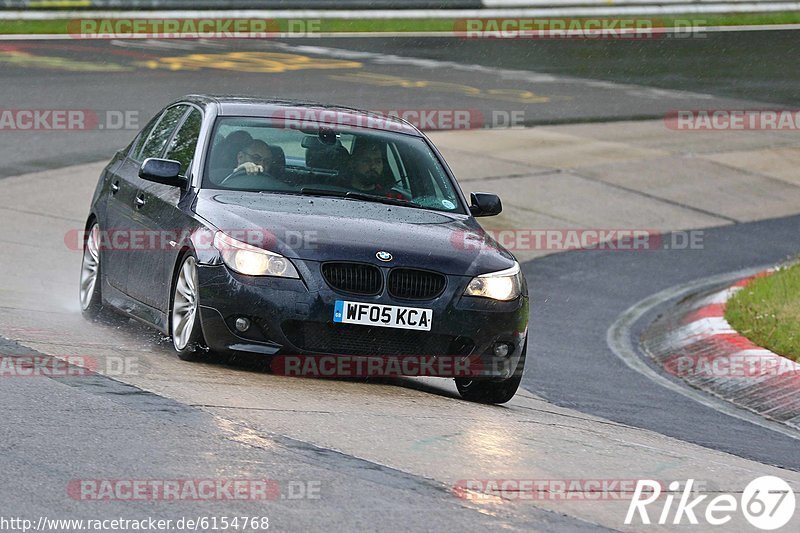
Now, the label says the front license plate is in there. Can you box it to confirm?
[333,300,433,331]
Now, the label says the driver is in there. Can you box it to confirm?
[234,140,272,176]
[346,142,390,194]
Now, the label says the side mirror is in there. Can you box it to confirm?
[469,192,502,217]
[139,158,186,188]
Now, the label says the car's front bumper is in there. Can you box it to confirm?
[196,260,529,379]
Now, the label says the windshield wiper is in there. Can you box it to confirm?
[344,191,421,208]
[300,187,421,208]
[300,187,347,198]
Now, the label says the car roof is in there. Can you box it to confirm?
[179,94,423,137]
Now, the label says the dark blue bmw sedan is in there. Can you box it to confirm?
[80,95,529,403]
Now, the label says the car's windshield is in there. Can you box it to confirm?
[203,116,465,213]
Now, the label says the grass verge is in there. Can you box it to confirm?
[725,263,800,362]
[1,12,800,35]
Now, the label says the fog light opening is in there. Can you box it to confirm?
[235,317,251,333]
[493,342,511,358]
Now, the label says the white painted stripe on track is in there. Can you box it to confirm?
[663,318,736,350]
[2,23,799,40]
[690,287,742,308]
[735,348,778,357]
[697,316,737,334]
[2,5,800,20]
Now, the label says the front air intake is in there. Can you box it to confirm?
[321,262,382,295]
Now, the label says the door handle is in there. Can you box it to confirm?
[110,181,120,195]
[134,194,146,208]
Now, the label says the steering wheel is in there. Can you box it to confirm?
[219,168,248,186]
[219,167,269,187]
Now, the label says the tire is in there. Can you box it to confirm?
[455,339,527,404]
[79,222,104,319]
[170,254,207,361]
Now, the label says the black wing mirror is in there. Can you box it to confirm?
[469,192,502,217]
[139,158,186,188]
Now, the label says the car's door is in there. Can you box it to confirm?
[126,105,203,311]
[102,112,163,293]
[117,104,189,303]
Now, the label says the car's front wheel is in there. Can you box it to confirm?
[79,222,103,319]
[170,254,206,361]
[455,340,527,404]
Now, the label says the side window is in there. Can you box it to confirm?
[165,108,202,176]
[137,105,188,161]
[129,114,160,160]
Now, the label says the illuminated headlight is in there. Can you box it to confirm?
[464,262,523,301]
[213,232,299,278]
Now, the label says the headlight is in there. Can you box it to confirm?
[213,232,299,278]
[464,262,522,301]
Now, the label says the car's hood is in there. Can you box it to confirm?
[195,191,515,276]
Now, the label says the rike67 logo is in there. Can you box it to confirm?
[625,477,795,530]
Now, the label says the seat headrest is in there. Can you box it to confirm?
[269,146,286,178]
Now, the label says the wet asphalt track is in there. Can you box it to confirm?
[1,34,799,529]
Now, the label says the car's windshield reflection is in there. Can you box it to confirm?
[204,118,464,214]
